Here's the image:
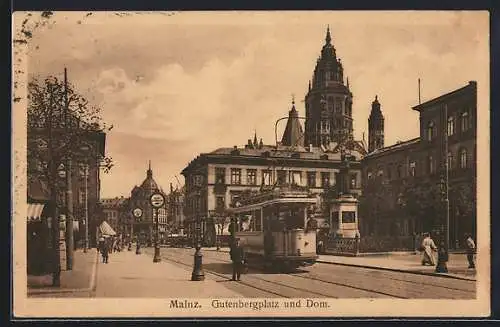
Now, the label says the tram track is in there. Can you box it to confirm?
[163,248,474,299]
[154,249,405,298]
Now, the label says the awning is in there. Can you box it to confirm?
[99,220,116,236]
[27,203,45,222]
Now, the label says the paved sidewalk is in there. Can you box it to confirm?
[94,248,242,298]
[28,249,98,296]
[202,247,476,281]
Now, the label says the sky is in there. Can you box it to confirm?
[16,11,489,198]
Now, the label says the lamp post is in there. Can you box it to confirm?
[79,161,90,253]
[57,162,74,269]
[150,191,165,263]
[191,190,205,281]
[133,207,143,254]
[435,104,450,273]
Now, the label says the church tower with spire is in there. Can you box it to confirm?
[304,26,354,147]
[368,95,385,153]
[281,97,305,148]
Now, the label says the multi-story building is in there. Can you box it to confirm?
[27,113,106,274]
[360,81,477,249]
[127,162,169,244]
[100,196,128,235]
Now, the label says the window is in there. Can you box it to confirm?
[215,167,225,184]
[277,170,287,185]
[230,168,242,184]
[350,174,357,188]
[327,96,334,111]
[447,152,453,170]
[367,171,373,180]
[79,187,86,205]
[291,171,302,185]
[307,172,316,187]
[262,170,272,185]
[460,148,467,169]
[193,175,203,186]
[447,116,455,136]
[461,111,470,132]
[216,196,225,211]
[342,211,356,224]
[335,98,342,113]
[321,172,330,187]
[387,166,392,180]
[409,161,416,177]
[397,165,403,178]
[426,121,435,141]
[377,168,384,177]
[428,155,435,174]
[247,169,257,185]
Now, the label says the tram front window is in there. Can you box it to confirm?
[281,207,305,230]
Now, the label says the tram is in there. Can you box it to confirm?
[226,186,319,271]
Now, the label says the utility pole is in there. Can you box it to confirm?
[64,67,74,270]
[47,82,61,287]
[436,103,449,273]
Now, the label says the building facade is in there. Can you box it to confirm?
[360,81,477,249]
[167,183,186,235]
[100,196,128,235]
[127,162,169,244]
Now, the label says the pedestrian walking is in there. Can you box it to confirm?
[421,232,437,266]
[99,237,110,263]
[465,233,476,268]
[230,238,246,281]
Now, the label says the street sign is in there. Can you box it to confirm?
[133,208,143,218]
[150,192,165,208]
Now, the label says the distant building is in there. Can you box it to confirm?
[360,81,477,249]
[167,183,186,235]
[100,197,128,234]
[127,162,169,243]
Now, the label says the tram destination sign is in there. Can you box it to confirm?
[150,192,165,208]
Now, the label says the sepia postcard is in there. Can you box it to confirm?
[12,10,490,318]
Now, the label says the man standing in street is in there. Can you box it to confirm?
[465,233,476,268]
[230,238,245,281]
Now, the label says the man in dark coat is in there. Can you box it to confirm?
[230,238,245,281]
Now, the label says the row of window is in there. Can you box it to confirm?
[425,111,472,141]
[367,148,471,180]
[214,167,356,188]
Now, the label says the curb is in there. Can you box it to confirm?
[317,260,476,282]
[27,251,99,296]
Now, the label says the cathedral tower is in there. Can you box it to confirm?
[368,95,385,153]
[304,26,354,147]
[281,98,305,148]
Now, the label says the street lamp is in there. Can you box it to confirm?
[133,207,143,254]
[79,161,90,253]
[191,190,205,281]
[150,191,165,263]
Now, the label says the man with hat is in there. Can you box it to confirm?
[230,238,246,281]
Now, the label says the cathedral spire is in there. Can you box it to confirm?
[325,25,331,45]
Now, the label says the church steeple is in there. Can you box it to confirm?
[368,95,385,153]
[147,160,152,178]
[281,97,304,148]
[304,27,353,147]
[325,25,331,45]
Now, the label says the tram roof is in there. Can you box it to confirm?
[226,189,317,213]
